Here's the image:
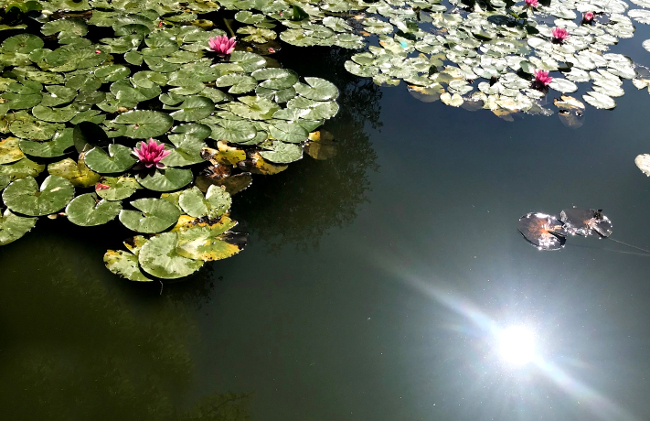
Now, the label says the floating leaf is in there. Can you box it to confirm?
[202,117,258,144]
[66,193,122,226]
[560,207,613,237]
[47,156,101,188]
[179,185,231,218]
[135,168,193,192]
[0,157,45,181]
[85,144,137,173]
[96,176,140,201]
[259,141,303,164]
[517,212,566,250]
[195,172,253,196]
[119,198,181,233]
[32,104,78,123]
[10,117,63,140]
[174,215,246,261]
[167,96,215,122]
[294,77,339,101]
[0,209,36,245]
[2,34,43,54]
[73,121,110,153]
[113,110,174,139]
[0,137,24,164]
[104,249,153,282]
[3,175,74,216]
[138,231,204,279]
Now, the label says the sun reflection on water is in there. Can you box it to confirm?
[498,325,536,366]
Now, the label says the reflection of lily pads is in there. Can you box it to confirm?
[138,232,204,279]
[3,175,74,216]
[0,209,36,245]
[66,193,122,226]
[85,144,138,173]
[96,176,140,201]
[104,249,153,282]
[517,212,566,250]
[135,167,193,192]
[119,198,181,233]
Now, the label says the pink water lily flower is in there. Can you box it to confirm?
[525,0,539,8]
[533,70,553,89]
[551,27,569,43]
[583,11,594,23]
[208,35,237,56]
[133,138,170,169]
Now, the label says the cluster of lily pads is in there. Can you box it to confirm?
[0,1,341,281]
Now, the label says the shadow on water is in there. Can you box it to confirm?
[234,45,380,253]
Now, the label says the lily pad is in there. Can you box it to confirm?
[294,77,339,101]
[0,157,45,181]
[135,168,193,192]
[3,175,74,216]
[260,141,303,164]
[0,137,24,164]
[138,231,204,279]
[47,156,101,188]
[104,249,153,282]
[178,185,232,218]
[66,193,122,226]
[0,209,36,245]
[85,144,138,173]
[96,176,140,201]
[18,128,74,158]
[10,117,63,140]
[167,96,215,122]
[113,111,174,139]
[517,212,566,250]
[119,198,181,233]
[174,215,246,261]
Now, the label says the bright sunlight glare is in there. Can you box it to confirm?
[498,326,536,366]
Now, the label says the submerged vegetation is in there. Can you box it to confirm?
[1,0,650,280]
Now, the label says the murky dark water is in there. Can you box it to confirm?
[4,24,650,421]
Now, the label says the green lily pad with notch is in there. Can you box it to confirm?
[2,34,44,54]
[201,117,258,144]
[104,249,153,282]
[259,140,303,164]
[228,51,267,73]
[252,68,299,90]
[32,104,78,123]
[66,193,122,226]
[174,215,245,262]
[235,11,265,24]
[95,64,130,82]
[96,176,140,201]
[19,128,74,158]
[138,231,204,279]
[236,25,277,43]
[113,110,174,139]
[287,97,339,120]
[179,185,232,218]
[65,73,102,93]
[161,134,206,167]
[85,144,138,173]
[294,77,339,101]
[0,209,36,245]
[41,85,77,107]
[172,123,212,139]
[47,156,101,188]
[269,120,308,143]
[132,71,168,88]
[41,18,88,37]
[0,157,45,181]
[119,197,181,234]
[10,117,63,140]
[70,109,106,125]
[199,87,232,103]
[1,91,42,110]
[226,96,280,120]
[3,175,74,216]
[0,137,24,164]
[167,96,215,122]
[215,73,258,94]
[110,80,161,107]
[135,167,193,192]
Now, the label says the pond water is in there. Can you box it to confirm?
[4,17,650,421]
